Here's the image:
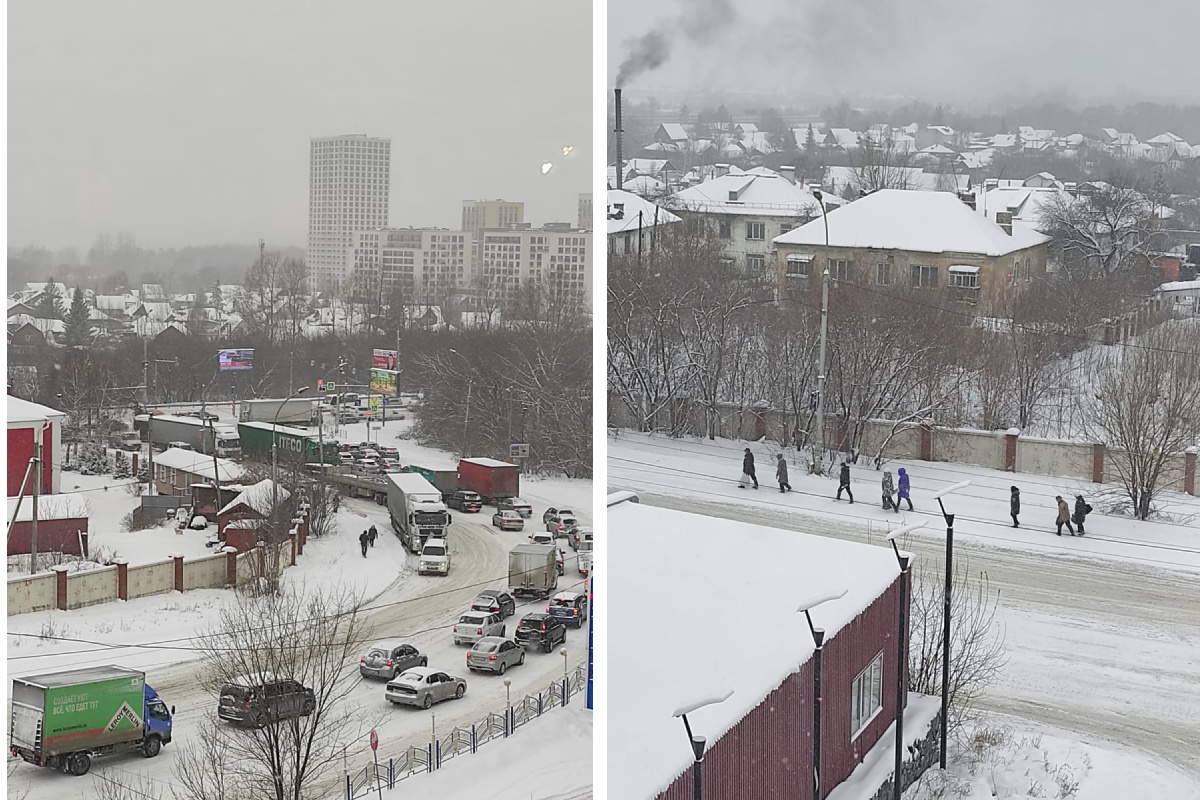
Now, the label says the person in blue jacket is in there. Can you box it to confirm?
[896,468,913,511]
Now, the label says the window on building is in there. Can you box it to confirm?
[910,264,938,288]
[948,266,980,290]
[746,221,766,241]
[785,254,813,277]
[1024,258,1031,282]
[850,652,884,738]
[830,259,852,281]
[876,262,892,285]
[747,254,767,272]
[718,220,732,239]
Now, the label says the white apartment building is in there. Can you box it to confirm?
[349,228,470,301]
[308,134,391,292]
[477,224,592,304]
[462,200,524,233]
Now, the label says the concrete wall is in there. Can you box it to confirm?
[931,428,1002,470]
[7,573,57,615]
[235,549,260,584]
[184,552,228,590]
[127,560,176,600]
[859,421,923,461]
[66,565,119,610]
[1017,438,1093,481]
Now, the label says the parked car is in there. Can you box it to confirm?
[448,490,483,513]
[466,637,526,675]
[359,641,427,680]
[492,510,524,531]
[547,591,588,629]
[218,674,315,727]
[570,526,593,551]
[514,613,567,653]
[496,497,533,518]
[471,589,517,619]
[542,507,575,526]
[453,611,505,646]
[546,515,578,538]
[167,440,193,451]
[385,668,466,709]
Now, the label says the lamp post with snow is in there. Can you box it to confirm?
[798,589,847,800]
[885,521,925,800]
[810,188,831,476]
[671,690,733,800]
[932,480,970,769]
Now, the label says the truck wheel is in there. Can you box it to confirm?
[375,493,386,505]
[68,752,92,776]
[142,736,162,758]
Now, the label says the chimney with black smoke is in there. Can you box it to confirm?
[614,88,624,192]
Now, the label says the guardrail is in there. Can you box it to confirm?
[344,663,588,799]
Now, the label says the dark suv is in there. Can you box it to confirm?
[217,674,315,727]
[514,613,567,653]
[448,490,483,513]
[471,589,517,618]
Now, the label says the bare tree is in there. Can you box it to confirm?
[1084,322,1200,519]
[850,134,915,193]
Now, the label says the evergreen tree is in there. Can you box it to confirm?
[113,450,131,479]
[64,287,91,346]
[805,123,819,155]
[210,282,223,311]
[34,279,66,320]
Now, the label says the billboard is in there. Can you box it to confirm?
[218,349,254,371]
[372,349,398,370]
[369,369,398,396]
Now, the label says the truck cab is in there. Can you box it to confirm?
[143,685,174,748]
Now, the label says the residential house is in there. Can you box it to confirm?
[653,123,690,148]
[8,323,49,358]
[915,125,957,149]
[141,283,167,302]
[607,189,683,256]
[1022,172,1063,189]
[152,447,243,498]
[774,189,1051,312]
[217,478,290,539]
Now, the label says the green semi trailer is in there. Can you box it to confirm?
[238,421,339,464]
[10,666,174,776]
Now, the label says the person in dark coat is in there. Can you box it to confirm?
[836,462,854,503]
[359,530,370,557]
[881,471,897,511]
[1055,496,1075,536]
[776,454,791,493]
[1010,486,1021,528]
[1072,495,1092,536]
[368,525,378,547]
[896,468,913,511]
[739,448,758,489]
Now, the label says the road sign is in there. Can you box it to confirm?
[370,729,378,751]
[326,381,337,393]
[510,443,530,458]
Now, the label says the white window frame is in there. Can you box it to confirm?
[911,264,938,289]
[746,221,766,241]
[829,258,851,282]
[850,651,884,740]
[876,262,892,285]
[746,254,767,272]
[786,254,813,278]
[948,265,980,290]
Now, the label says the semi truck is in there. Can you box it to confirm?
[407,464,459,500]
[148,414,241,458]
[239,398,315,426]
[386,473,451,552]
[238,422,338,464]
[10,665,174,777]
[458,457,520,504]
[508,543,558,599]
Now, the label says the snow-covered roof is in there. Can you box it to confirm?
[657,123,688,142]
[8,396,66,424]
[824,166,968,195]
[828,128,861,149]
[154,448,244,482]
[775,189,1050,256]
[1148,132,1185,145]
[608,499,898,799]
[622,175,666,197]
[218,479,289,516]
[1157,280,1200,293]
[918,144,956,155]
[606,190,682,235]
[461,457,512,468]
[671,171,832,217]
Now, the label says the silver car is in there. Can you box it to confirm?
[466,637,526,675]
[453,611,505,646]
[385,667,467,709]
[359,640,427,680]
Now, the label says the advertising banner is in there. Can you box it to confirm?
[372,349,398,370]
[369,369,397,396]
[218,349,254,371]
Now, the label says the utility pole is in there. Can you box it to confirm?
[29,439,42,574]
[143,338,154,495]
[813,268,830,475]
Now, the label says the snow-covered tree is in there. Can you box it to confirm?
[112,450,131,479]
[64,287,91,346]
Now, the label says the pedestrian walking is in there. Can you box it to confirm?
[776,454,792,493]
[1054,496,1075,536]
[1010,486,1021,528]
[836,462,854,503]
[896,468,913,511]
[739,448,759,489]
[359,530,370,558]
[881,471,897,511]
[1072,495,1092,536]
[368,524,378,547]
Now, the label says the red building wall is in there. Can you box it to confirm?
[660,578,904,800]
[7,517,89,557]
[8,426,53,497]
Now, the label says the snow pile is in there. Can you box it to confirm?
[826,694,940,800]
[608,500,898,799]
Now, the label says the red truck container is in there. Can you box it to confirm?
[457,457,519,504]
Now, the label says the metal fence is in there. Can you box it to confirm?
[140,494,189,513]
[344,664,588,799]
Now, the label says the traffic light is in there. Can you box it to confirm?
[317,380,325,392]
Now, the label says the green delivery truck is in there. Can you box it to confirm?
[238,421,338,464]
[10,666,174,776]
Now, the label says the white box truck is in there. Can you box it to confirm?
[386,473,450,552]
[508,543,558,599]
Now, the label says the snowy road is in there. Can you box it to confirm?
[609,433,1200,781]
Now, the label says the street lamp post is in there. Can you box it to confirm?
[885,522,925,800]
[798,589,847,800]
[810,189,831,476]
[672,690,733,800]
[931,480,970,769]
[503,678,512,736]
[272,386,311,515]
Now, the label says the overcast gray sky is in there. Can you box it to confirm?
[8,0,591,252]
[609,0,1200,106]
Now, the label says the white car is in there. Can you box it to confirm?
[453,611,505,646]
[529,531,556,546]
[418,539,451,576]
